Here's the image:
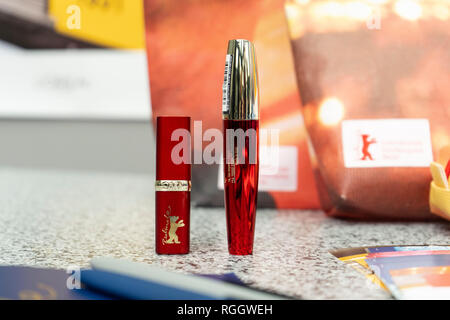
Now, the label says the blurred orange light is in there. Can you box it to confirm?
[345,2,373,21]
[394,0,423,21]
[294,0,310,4]
[318,97,345,126]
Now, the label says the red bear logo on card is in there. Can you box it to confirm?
[360,134,377,161]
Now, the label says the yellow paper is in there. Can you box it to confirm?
[48,0,145,49]
[430,162,449,189]
[339,254,387,290]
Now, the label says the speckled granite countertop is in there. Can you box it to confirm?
[1,167,449,299]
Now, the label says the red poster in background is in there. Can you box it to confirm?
[144,0,319,209]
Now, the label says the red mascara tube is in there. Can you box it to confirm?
[222,39,259,255]
[155,116,191,254]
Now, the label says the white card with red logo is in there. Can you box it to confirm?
[217,145,298,191]
[341,119,433,168]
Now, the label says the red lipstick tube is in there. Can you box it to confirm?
[155,116,191,254]
[222,40,259,255]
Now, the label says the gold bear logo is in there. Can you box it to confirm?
[162,206,185,245]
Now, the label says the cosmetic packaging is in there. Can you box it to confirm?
[222,39,259,255]
[155,116,191,254]
[285,0,450,220]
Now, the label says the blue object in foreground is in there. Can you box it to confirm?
[0,266,111,300]
[80,269,217,300]
[88,257,285,300]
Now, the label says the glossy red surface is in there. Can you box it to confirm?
[155,191,190,254]
[156,116,191,181]
[155,116,191,254]
[223,120,259,255]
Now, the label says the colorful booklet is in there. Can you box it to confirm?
[331,245,450,299]
[366,253,450,299]
[389,266,450,299]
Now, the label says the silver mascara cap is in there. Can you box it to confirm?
[222,39,259,120]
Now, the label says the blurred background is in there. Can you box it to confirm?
[0,0,320,209]
[1,0,449,216]
[0,0,154,174]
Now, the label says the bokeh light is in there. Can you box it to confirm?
[318,97,345,126]
[394,0,423,21]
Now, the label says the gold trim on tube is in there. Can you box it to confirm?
[155,180,191,192]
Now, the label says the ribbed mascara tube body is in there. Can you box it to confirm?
[222,39,259,255]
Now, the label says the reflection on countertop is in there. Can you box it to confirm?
[0,167,449,299]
